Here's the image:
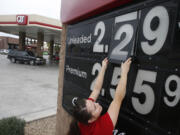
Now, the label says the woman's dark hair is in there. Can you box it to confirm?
[67,97,92,135]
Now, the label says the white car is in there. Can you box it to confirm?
[0,49,9,55]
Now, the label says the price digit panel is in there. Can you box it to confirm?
[157,72,180,135]
[136,1,178,67]
[108,11,138,63]
[63,0,180,135]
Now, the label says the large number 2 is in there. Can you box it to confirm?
[141,6,169,55]
[90,63,105,96]
[93,21,107,53]
[111,12,137,59]
[132,70,157,115]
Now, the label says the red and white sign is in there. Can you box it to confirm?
[16,15,28,25]
[61,0,132,24]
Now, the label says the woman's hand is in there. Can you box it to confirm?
[102,57,108,70]
[121,58,132,75]
[89,57,108,101]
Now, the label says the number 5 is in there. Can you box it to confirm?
[132,70,157,114]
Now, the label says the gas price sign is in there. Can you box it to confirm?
[63,0,180,135]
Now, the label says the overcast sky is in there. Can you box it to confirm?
[0,0,61,37]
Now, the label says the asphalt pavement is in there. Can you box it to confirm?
[0,55,59,122]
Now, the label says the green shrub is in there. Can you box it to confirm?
[0,117,25,135]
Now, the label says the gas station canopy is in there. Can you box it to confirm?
[0,14,62,44]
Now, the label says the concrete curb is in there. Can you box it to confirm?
[18,107,57,122]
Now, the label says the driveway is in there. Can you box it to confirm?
[0,55,59,121]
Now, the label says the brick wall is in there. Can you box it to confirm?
[8,37,19,45]
[0,36,19,49]
[0,37,8,49]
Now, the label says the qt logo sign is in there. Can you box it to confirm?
[16,15,28,25]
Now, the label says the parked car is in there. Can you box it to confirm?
[0,49,9,55]
[7,50,46,65]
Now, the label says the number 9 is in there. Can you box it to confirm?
[164,75,180,107]
[141,6,169,55]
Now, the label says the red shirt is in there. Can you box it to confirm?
[79,112,114,135]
